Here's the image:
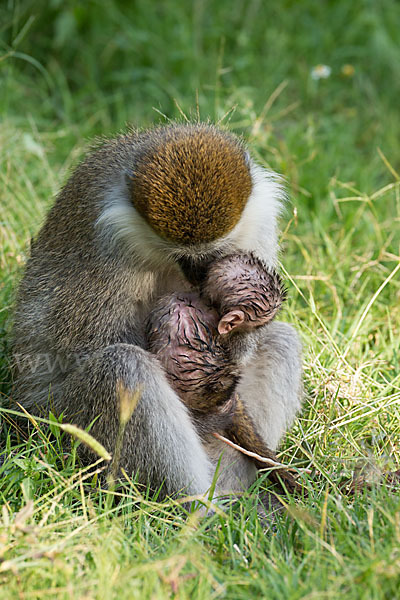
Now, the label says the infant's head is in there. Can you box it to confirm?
[202,253,285,335]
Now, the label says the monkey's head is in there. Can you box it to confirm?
[97,123,284,283]
[129,125,251,246]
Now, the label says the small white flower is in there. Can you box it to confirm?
[311,64,332,80]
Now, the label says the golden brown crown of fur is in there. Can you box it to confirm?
[129,124,252,245]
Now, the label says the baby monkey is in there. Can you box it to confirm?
[146,254,299,491]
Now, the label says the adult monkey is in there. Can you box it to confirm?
[12,124,302,499]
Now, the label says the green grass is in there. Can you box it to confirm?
[1,0,400,598]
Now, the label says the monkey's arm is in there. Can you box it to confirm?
[204,321,302,494]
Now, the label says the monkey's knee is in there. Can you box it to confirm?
[62,343,155,423]
[262,321,303,418]
[63,343,214,497]
[262,321,302,370]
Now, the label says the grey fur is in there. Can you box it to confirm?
[12,124,302,500]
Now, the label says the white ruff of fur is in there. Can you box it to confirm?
[95,172,175,269]
[95,160,285,267]
[225,162,285,268]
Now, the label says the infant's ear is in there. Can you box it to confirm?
[218,310,245,335]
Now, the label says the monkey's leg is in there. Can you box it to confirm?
[238,322,303,448]
[60,344,214,498]
[206,322,302,493]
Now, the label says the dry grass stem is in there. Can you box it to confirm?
[108,383,142,490]
[213,432,311,474]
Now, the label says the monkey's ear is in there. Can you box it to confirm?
[218,310,245,335]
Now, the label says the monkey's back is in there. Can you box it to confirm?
[11,132,176,413]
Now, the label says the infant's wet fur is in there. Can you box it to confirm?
[204,252,286,334]
[146,292,240,410]
[146,253,285,436]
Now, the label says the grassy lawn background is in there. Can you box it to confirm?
[1,1,399,598]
